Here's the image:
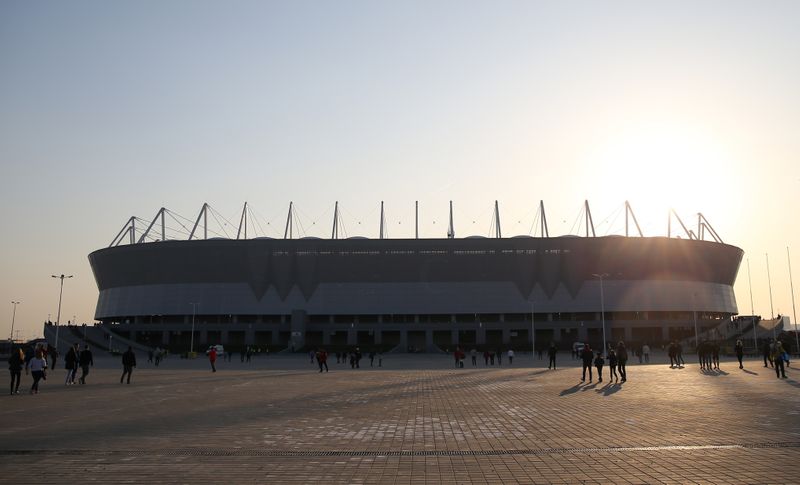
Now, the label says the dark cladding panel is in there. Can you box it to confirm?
[88,237,744,313]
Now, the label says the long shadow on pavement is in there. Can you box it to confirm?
[596,382,622,396]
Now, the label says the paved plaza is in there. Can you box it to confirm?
[1,352,798,484]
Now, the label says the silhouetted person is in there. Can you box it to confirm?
[762,341,772,368]
[8,346,24,395]
[121,346,136,384]
[773,341,787,378]
[580,345,594,382]
[608,349,619,383]
[78,344,93,384]
[64,343,79,386]
[735,340,744,369]
[616,341,628,382]
[548,343,557,370]
[594,351,605,383]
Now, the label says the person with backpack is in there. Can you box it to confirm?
[773,341,788,379]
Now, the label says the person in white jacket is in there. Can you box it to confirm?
[507,349,515,365]
[29,349,47,394]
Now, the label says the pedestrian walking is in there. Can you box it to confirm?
[677,342,685,367]
[29,349,47,394]
[316,349,329,372]
[496,349,503,366]
[594,351,605,383]
[470,348,477,367]
[735,340,744,369]
[642,343,651,364]
[483,351,490,366]
[762,340,772,368]
[773,341,788,378]
[78,344,93,384]
[668,341,677,368]
[548,343,557,370]
[120,346,136,384]
[616,341,628,382]
[370,351,376,367]
[64,343,79,386]
[209,347,218,372]
[378,352,383,367]
[47,345,58,370]
[8,346,24,395]
[712,341,721,369]
[507,349,514,365]
[608,349,619,383]
[580,345,594,382]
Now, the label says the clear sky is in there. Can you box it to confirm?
[2,1,799,341]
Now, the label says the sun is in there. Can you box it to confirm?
[582,121,734,234]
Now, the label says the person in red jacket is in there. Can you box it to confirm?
[316,349,328,373]
[208,347,217,372]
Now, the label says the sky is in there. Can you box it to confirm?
[1,1,799,341]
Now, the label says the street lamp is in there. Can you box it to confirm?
[189,302,198,355]
[592,273,609,355]
[530,298,536,360]
[692,293,699,349]
[10,301,20,342]
[51,274,74,350]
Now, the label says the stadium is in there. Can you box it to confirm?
[86,202,744,353]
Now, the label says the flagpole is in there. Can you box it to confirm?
[747,258,757,351]
[788,247,799,356]
[766,253,776,339]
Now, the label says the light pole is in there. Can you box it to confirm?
[10,301,20,342]
[592,273,609,355]
[788,247,799,356]
[51,274,73,350]
[530,299,535,360]
[189,302,198,355]
[692,293,699,349]
[766,253,776,339]
[747,258,757,351]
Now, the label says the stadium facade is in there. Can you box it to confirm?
[88,203,743,352]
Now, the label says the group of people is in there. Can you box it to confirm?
[578,341,628,383]
[328,348,383,368]
[63,343,94,385]
[146,347,167,366]
[696,341,721,370]
[7,342,95,394]
[667,341,686,368]
[449,348,515,368]
[7,343,139,394]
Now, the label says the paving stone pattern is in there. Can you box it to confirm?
[1,355,798,484]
